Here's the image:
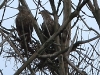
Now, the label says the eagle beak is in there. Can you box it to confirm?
[38,11,41,14]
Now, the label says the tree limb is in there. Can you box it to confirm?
[14,0,89,74]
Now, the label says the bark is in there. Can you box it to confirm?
[62,0,71,75]
[87,0,100,29]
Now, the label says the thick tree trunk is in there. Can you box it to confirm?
[62,0,71,75]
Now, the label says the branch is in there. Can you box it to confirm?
[0,29,35,75]
[14,0,89,75]
[49,0,56,14]
[66,58,84,75]
[0,33,11,47]
[38,28,77,58]
[38,30,100,58]
[19,0,45,44]
[0,0,7,9]
[0,29,24,61]
[72,3,99,35]
[57,0,62,13]
[87,0,100,29]
[93,0,99,10]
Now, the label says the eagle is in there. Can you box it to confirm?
[36,10,60,70]
[39,10,61,39]
[39,10,55,38]
[15,6,33,53]
[39,10,61,54]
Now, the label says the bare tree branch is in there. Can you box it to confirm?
[19,0,45,44]
[0,0,7,9]
[14,0,89,74]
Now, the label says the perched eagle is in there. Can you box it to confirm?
[15,6,33,52]
[39,10,61,54]
[39,10,55,38]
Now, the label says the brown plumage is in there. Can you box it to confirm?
[39,10,55,38]
[37,10,60,70]
[39,10,61,54]
[39,10,61,40]
[15,6,33,52]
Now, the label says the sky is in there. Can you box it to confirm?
[0,0,100,75]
